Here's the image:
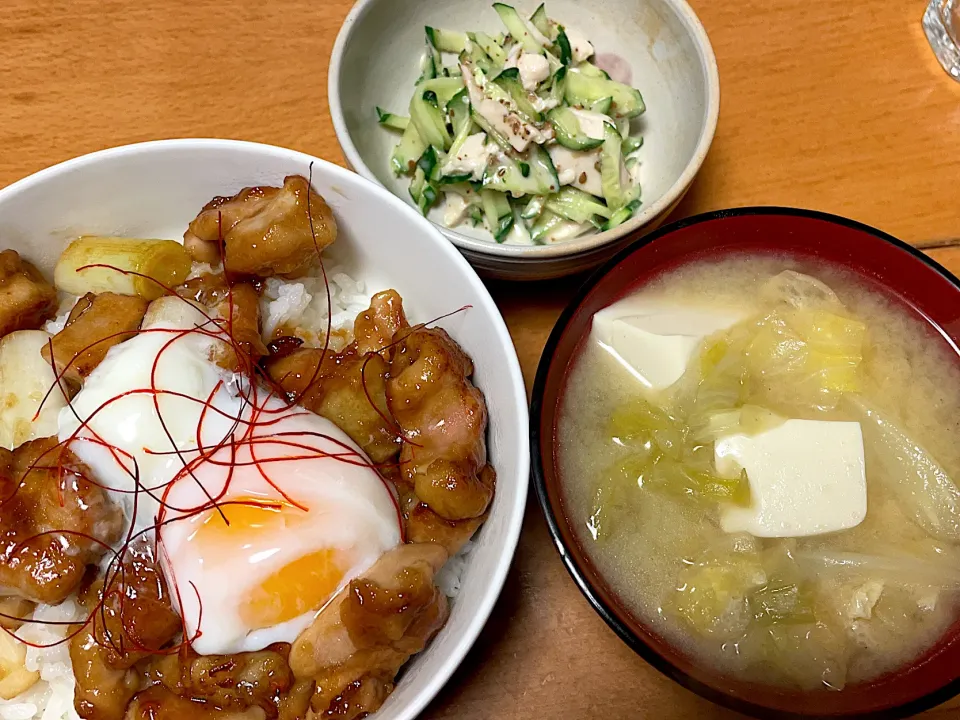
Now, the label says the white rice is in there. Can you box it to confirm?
[4,268,471,719]
[41,296,79,336]
[260,264,372,350]
[0,600,84,720]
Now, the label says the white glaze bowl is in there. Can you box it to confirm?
[0,139,529,720]
[330,0,720,280]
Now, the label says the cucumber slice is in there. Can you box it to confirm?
[420,77,465,108]
[470,31,507,66]
[417,51,436,82]
[576,62,610,80]
[493,3,544,53]
[547,66,567,106]
[412,147,441,215]
[482,153,534,195]
[526,144,561,193]
[419,30,442,82]
[469,204,484,226]
[531,210,591,242]
[589,96,612,114]
[494,68,543,121]
[417,184,439,215]
[445,87,472,135]
[425,26,469,53]
[623,135,644,155]
[480,190,513,242]
[482,145,559,196]
[600,199,640,231]
[565,70,645,118]
[546,187,613,223]
[391,123,427,175]
[409,166,427,202]
[470,108,511,152]
[600,123,626,208]
[417,145,440,178]
[555,28,572,65]
[547,106,605,150]
[529,3,550,37]
[376,107,409,131]
[410,86,452,150]
[469,42,496,74]
[544,48,563,75]
[521,194,547,220]
[530,210,565,243]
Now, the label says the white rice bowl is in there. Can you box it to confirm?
[0,140,528,720]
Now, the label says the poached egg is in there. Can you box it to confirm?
[58,298,402,654]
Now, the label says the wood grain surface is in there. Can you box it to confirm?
[2,0,959,718]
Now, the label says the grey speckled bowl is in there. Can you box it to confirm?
[330,0,719,280]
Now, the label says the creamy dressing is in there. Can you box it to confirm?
[568,108,611,140]
[565,26,595,63]
[442,194,470,227]
[518,52,550,90]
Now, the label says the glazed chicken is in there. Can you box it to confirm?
[176,270,230,307]
[0,437,123,604]
[403,495,489,556]
[41,292,148,393]
[0,597,33,629]
[214,282,268,372]
[266,346,399,466]
[124,687,273,719]
[0,250,58,338]
[184,176,336,279]
[143,644,295,718]
[71,539,182,720]
[265,291,410,465]
[387,327,495,523]
[289,543,449,719]
[352,290,408,360]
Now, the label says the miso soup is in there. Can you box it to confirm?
[557,256,960,690]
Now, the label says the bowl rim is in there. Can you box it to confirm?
[0,137,532,720]
[529,205,960,720]
[328,0,721,261]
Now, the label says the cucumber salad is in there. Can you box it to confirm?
[376,3,646,245]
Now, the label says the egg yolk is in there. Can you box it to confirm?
[196,500,348,629]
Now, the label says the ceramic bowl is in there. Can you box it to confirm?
[0,139,530,720]
[531,207,960,718]
[330,0,719,280]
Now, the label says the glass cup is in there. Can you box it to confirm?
[924,0,960,80]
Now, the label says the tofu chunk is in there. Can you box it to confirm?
[717,419,867,537]
[592,298,746,391]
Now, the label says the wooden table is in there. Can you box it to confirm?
[2,0,959,717]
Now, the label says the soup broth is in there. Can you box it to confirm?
[558,255,960,691]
